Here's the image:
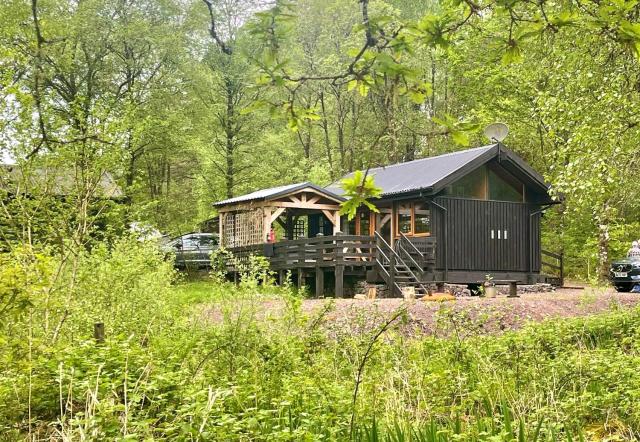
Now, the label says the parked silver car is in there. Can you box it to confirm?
[162,233,219,269]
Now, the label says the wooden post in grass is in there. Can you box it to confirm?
[94,322,105,343]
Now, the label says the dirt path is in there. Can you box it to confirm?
[203,288,640,337]
[306,288,640,336]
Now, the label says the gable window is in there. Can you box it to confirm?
[488,167,523,202]
[444,164,525,202]
[446,166,486,199]
[395,202,431,237]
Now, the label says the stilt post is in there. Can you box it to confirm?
[315,267,324,298]
[335,232,344,298]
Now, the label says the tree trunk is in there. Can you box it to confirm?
[597,222,610,282]
[224,80,235,199]
[319,92,335,179]
[596,203,611,282]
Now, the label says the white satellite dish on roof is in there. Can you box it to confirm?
[483,123,509,143]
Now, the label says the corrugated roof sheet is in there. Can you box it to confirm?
[326,145,496,197]
[213,182,344,207]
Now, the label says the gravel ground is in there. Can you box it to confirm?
[203,288,640,337]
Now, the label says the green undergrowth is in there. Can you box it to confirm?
[2,249,640,440]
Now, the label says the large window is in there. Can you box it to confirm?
[347,217,357,235]
[359,211,371,235]
[395,202,431,237]
[446,166,486,199]
[347,210,373,235]
[397,204,412,235]
[414,202,431,234]
[444,164,524,202]
[488,168,523,202]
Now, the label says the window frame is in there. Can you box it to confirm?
[353,209,375,236]
[412,202,431,236]
[443,163,526,203]
[394,202,431,238]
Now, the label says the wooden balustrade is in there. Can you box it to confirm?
[225,234,376,271]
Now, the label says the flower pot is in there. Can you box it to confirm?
[484,286,497,298]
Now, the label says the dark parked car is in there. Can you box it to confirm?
[609,257,640,292]
[162,233,219,269]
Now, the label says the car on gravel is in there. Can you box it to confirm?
[609,257,640,292]
[162,233,219,269]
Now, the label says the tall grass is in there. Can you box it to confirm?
[2,251,640,441]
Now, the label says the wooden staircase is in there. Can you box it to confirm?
[374,232,434,297]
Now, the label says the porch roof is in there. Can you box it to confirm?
[213,181,345,208]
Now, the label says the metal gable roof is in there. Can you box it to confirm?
[326,144,549,198]
[326,145,497,197]
[213,182,345,207]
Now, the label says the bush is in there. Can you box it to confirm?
[70,236,177,338]
[0,246,53,323]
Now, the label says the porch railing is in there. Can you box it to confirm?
[226,234,376,271]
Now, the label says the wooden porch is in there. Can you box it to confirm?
[224,231,563,298]
[227,234,376,297]
[225,232,441,297]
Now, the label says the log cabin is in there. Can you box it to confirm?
[213,143,562,297]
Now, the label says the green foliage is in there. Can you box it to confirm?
[3,272,640,440]
[431,114,481,147]
[0,247,52,323]
[69,236,177,337]
[340,170,383,220]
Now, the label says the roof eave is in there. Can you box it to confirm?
[267,183,346,203]
[377,187,435,202]
[429,144,499,195]
[212,182,346,208]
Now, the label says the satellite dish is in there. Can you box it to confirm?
[483,123,509,143]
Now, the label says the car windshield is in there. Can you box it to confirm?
[167,234,218,248]
[198,236,215,247]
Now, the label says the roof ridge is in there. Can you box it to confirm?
[367,144,496,173]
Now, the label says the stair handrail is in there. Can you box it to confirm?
[373,232,402,295]
[395,241,431,296]
[374,231,400,260]
[399,232,425,261]
[374,232,430,296]
[396,240,423,274]
[397,232,432,294]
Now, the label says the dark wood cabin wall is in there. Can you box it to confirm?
[530,212,542,272]
[430,197,540,273]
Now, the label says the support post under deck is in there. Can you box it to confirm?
[297,268,305,291]
[315,267,324,298]
[334,233,344,298]
[335,265,344,298]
